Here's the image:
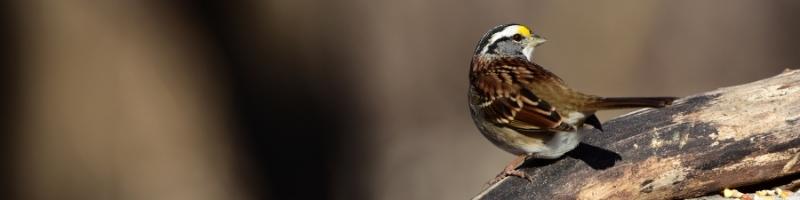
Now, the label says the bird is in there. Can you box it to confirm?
[468,24,677,183]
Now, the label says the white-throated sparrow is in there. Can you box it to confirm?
[468,24,676,182]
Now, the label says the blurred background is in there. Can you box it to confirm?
[2,0,800,200]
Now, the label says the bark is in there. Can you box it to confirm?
[473,69,800,200]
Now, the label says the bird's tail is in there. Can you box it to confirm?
[585,97,677,110]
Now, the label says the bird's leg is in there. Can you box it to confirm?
[487,155,533,185]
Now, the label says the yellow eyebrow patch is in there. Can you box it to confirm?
[516,26,532,37]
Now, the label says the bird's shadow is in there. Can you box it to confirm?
[518,143,622,170]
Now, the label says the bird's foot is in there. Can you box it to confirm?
[486,155,533,185]
[487,168,533,185]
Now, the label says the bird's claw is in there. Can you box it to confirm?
[487,168,533,185]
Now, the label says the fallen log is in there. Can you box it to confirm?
[473,69,800,200]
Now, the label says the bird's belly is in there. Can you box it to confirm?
[474,120,548,155]
[535,131,581,159]
[475,120,581,159]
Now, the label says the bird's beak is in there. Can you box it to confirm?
[531,34,547,47]
[523,34,546,61]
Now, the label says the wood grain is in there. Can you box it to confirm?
[474,69,800,200]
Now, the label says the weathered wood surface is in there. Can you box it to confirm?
[474,69,800,200]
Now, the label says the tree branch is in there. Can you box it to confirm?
[473,69,800,200]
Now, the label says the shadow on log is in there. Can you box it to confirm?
[473,69,800,200]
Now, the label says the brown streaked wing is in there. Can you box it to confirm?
[472,58,574,132]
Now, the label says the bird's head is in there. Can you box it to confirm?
[474,24,547,61]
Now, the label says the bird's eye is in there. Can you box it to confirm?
[511,34,523,42]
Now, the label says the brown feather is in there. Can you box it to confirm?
[470,55,676,133]
[470,56,577,132]
[584,97,677,110]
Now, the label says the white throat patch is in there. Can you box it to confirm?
[522,46,535,61]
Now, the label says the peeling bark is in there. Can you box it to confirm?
[473,69,800,200]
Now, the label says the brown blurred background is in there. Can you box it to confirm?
[2,0,800,200]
